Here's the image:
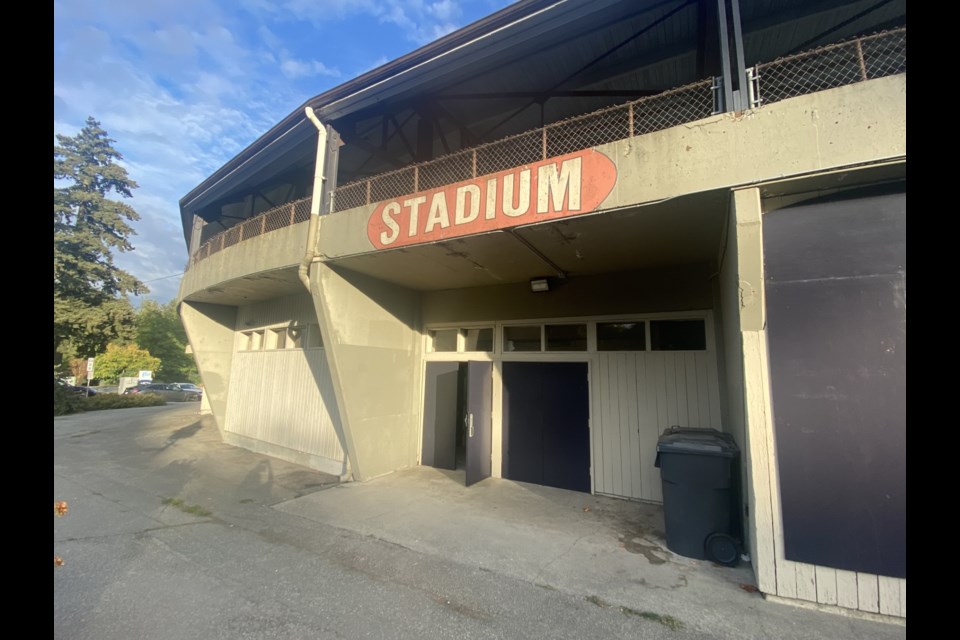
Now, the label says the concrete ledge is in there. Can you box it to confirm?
[224,430,346,477]
[182,221,308,299]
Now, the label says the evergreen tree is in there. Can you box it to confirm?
[54,117,147,366]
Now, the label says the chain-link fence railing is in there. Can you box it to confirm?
[756,28,905,106]
[331,78,714,213]
[191,28,905,265]
[190,196,312,266]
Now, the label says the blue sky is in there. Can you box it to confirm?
[54,0,515,304]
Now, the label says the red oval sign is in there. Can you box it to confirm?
[366,148,617,250]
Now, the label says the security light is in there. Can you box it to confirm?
[530,278,550,293]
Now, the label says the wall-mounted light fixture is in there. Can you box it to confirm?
[530,277,550,293]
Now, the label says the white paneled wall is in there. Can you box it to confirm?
[592,351,722,502]
[225,293,345,468]
[225,348,345,466]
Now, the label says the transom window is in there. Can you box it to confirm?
[428,327,494,353]
[425,317,708,356]
[238,324,322,352]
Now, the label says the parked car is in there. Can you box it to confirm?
[124,382,202,402]
[55,379,97,397]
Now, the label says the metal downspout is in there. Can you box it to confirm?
[301,106,353,483]
[299,107,327,291]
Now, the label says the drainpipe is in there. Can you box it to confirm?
[300,107,353,484]
[299,107,327,291]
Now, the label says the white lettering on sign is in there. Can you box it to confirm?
[367,150,616,250]
[538,157,581,213]
[380,202,401,245]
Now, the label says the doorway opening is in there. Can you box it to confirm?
[421,361,492,486]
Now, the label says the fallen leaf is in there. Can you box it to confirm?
[582,507,591,512]
[54,501,68,517]
[740,583,759,593]
[54,556,64,568]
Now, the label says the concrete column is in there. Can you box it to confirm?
[179,301,238,433]
[308,261,423,481]
[720,187,778,594]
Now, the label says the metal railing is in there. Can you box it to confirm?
[190,197,311,266]
[190,28,905,266]
[755,27,905,106]
[331,78,716,213]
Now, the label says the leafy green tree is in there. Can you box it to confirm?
[93,343,160,384]
[54,117,146,367]
[136,301,199,383]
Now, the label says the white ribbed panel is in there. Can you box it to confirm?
[593,351,722,502]
[224,348,345,464]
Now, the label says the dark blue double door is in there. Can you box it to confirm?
[422,360,590,492]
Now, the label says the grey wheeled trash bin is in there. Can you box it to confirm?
[655,427,740,564]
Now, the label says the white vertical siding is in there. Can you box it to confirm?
[878,576,902,617]
[856,572,880,613]
[835,570,859,610]
[224,348,345,465]
[815,565,838,605]
[594,350,722,502]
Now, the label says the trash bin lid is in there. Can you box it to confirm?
[655,426,739,457]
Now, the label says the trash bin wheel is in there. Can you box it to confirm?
[704,532,739,566]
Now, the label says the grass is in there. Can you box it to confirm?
[585,596,684,631]
[619,607,685,631]
[585,595,610,608]
[161,497,212,517]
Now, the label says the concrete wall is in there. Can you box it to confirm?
[179,301,239,431]
[421,264,714,324]
[309,261,423,481]
[320,75,906,259]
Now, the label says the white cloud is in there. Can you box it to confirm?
[280,57,341,79]
[53,0,507,304]
[275,0,465,45]
[53,3,293,304]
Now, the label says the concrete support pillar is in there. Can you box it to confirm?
[720,187,777,594]
[179,301,238,433]
[308,260,423,481]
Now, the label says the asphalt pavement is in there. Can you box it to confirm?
[54,403,907,639]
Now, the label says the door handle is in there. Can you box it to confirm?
[468,413,474,438]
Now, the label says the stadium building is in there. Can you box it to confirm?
[176,0,906,619]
